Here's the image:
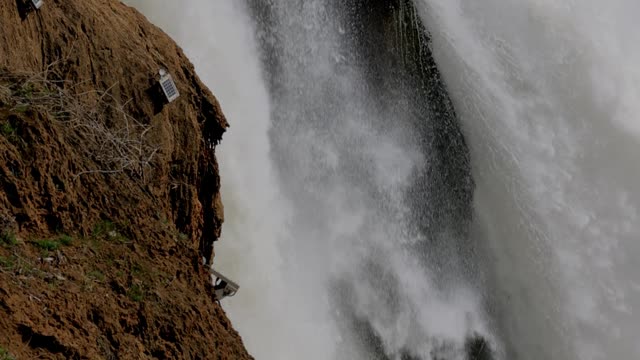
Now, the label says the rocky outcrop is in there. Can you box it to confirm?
[0,0,250,358]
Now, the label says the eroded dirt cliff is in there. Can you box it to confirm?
[0,0,250,358]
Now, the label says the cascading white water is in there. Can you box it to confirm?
[414,1,640,359]
[124,1,497,359]
[123,1,640,359]
[246,2,494,359]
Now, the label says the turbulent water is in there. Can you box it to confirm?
[413,2,640,359]
[125,1,640,359]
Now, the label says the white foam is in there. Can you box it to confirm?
[124,1,496,359]
[415,0,640,358]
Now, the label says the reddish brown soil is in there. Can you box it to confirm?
[0,0,251,358]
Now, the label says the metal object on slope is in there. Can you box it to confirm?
[159,68,180,103]
[31,0,43,10]
[211,268,239,301]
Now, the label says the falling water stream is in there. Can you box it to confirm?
[124,1,640,359]
[414,1,640,359]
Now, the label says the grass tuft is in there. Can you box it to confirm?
[87,269,105,282]
[92,220,115,238]
[57,234,73,246]
[1,122,15,136]
[0,231,17,247]
[32,239,59,251]
[127,284,144,302]
[0,347,15,360]
[0,256,15,269]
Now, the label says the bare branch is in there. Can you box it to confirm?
[0,67,160,181]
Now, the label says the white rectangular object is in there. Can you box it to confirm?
[31,0,43,9]
[159,71,180,103]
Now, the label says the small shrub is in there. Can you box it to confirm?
[92,220,116,238]
[0,256,15,269]
[87,270,105,282]
[57,234,73,246]
[0,231,17,246]
[93,220,129,243]
[14,83,35,98]
[1,122,15,136]
[32,239,59,251]
[11,104,28,113]
[12,257,35,275]
[0,347,15,360]
[127,284,144,302]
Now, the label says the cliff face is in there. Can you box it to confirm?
[0,0,250,358]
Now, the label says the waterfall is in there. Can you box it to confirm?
[123,0,640,359]
[414,1,640,359]
[242,1,496,358]
[125,0,494,358]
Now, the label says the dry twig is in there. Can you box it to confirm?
[0,62,159,179]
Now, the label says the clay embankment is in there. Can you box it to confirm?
[0,1,251,358]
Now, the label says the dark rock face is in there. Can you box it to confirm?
[342,3,493,359]
[340,0,474,264]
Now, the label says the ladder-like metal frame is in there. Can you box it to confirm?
[210,268,239,300]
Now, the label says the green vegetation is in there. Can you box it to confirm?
[0,121,20,143]
[32,239,59,251]
[57,234,73,246]
[92,220,116,237]
[0,256,15,269]
[92,220,128,243]
[28,234,74,252]
[11,104,28,113]
[1,122,15,136]
[0,347,15,360]
[87,269,105,282]
[14,83,35,98]
[127,284,144,302]
[0,231,17,247]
